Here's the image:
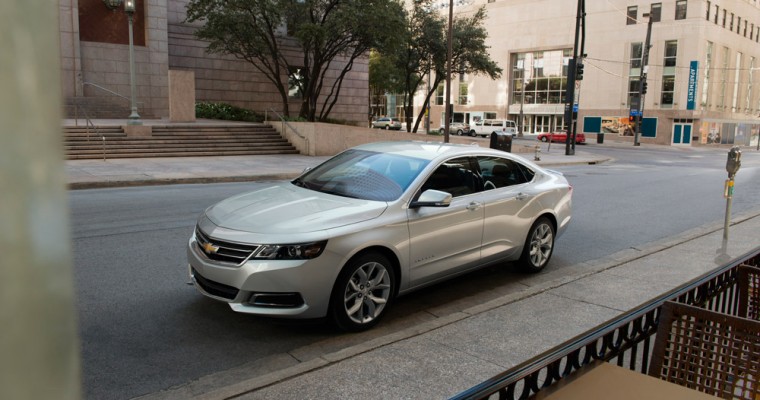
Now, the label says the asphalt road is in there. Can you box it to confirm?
[68,144,760,399]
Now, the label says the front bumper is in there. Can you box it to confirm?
[187,234,341,319]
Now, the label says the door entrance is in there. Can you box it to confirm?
[672,123,692,145]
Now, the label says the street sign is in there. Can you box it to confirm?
[573,104,578,112]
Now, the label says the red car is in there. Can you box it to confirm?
[538,131,586,144]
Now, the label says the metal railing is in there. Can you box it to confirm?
[71,104,107,161]
[266,108,309,154]
[83,81,131,103]
[451,246,760,400]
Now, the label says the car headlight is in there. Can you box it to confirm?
[254,241,327,260]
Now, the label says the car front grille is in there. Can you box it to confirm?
[195,227,258,265]
[191,268,239,300]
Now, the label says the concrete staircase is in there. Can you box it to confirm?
[63,124,299,160]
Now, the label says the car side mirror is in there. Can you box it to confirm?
[410,189,452,208]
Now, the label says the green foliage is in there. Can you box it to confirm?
[195,102,264,122]
[185,0,406,122]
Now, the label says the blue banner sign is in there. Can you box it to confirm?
[687,61,698,110]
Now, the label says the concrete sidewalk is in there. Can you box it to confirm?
[65,142,608,190]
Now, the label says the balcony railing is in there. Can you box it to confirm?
[451,246,760,400]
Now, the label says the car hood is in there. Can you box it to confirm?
[205,182,387,234]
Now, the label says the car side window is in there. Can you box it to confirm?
[420,157,479,197]
[477,156,530,190]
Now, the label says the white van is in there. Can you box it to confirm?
[468,119,517,138]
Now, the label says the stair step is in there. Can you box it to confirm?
[63,123,298,159]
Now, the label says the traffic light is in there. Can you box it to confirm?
[575,62,584,81]
[641,80,648,95]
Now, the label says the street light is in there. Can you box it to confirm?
[124,0,142,125]
[101,0,141,124]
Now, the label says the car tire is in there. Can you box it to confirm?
[330,252,395,332]
[385,125,390,130]
[469,130,476,137]
[456,129,463,136]
[519,217,555,273]
[540,136,549,142]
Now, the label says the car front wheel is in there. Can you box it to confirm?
[330,252,395,331]
[469,130,476,137]
[540,136,548,142]
[519,217,555,273]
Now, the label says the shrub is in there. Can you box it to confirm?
[195,102,264,122]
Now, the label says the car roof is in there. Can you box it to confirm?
[350,141,528,163]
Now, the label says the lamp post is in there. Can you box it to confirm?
[124,0,142,124]
[103,0,141,124]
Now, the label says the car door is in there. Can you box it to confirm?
[477,156,537,261]
[407,157,485,286]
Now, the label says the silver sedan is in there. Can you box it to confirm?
[187,141,572,331]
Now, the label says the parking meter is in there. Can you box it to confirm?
[726,146,742,179]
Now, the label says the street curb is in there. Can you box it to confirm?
[174,208,760,400]
[67,174,298,190]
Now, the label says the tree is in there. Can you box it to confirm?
[369,50,404,118]
[185,0,405,121]
[387,2,501,133]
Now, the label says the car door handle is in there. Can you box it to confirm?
[515,193,530,201]
[466,201,482,211]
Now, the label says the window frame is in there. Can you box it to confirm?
[675,0,687,20]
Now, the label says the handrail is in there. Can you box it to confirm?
[266,108,309,154]
[83,81,131,103]
[451,245,760,400]
[71,103,107,161]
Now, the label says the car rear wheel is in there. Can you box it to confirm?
[385,125,390,130]
[519,217,554,273]
[330,252,395,332]
[540,136,549,142]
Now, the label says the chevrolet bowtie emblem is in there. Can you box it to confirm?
[202,242,220,255]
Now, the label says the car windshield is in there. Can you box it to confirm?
[293,149,430,201]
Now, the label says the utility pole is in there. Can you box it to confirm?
[634,13,653,146]
[444,0,454,143]
[564,0,585,156]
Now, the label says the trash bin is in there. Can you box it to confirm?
[490,131,512,152]
[597,133,604,144]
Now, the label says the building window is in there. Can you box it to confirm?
[730,13,734,31]
[630,42,643,69]
[744,21,748,37]
[628,77,641,107]
[650,3,662,22]
[627,6,638,25]
[510,49,570,107]
[701,41,713,108]
[661,41,677,107]
[706,1,710,21]
[714,5,719,24]
[458,82,468,105]
[664,40,678,68]
[719,47,729,108]
[747,57,755,113]
[628,42,643,106]
[435,83,444,105]
[732,52,742,112]
[675,0,687,20]
[722,9,726,27]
